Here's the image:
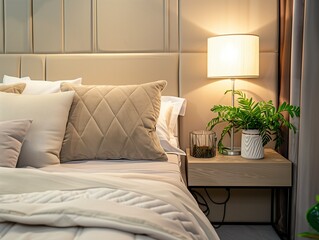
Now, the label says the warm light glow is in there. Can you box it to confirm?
[207,34,259,78]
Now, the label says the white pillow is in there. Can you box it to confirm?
[0,91,75,167]
[3,75,82,94]
[156,96,187,155]
[157,101,173,142]
[161,96,187,135]
[2,75,31,82]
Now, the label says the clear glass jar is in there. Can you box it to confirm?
[190,130,216,158]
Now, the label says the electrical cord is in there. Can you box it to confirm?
[205,188,230,205]
[208,188,230,228]
[190,188,231,229]
[190,189,210,216]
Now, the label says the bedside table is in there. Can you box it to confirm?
[186,148,292,187]
[186,148,292,239]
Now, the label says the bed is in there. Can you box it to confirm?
[0,54,219,240]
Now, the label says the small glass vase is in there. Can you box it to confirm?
[190,130,216,158]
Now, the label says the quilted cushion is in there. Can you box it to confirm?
[60,80,168,162]
[0,83,26,93]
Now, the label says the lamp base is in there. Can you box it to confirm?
[222,147,241,156]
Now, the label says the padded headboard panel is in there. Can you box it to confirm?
[0,54,179,96]
[0,0,279,152]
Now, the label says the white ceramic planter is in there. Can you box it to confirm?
[241,129,264,159]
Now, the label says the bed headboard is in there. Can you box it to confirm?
[0,0,279,151]
[0,53,179,96]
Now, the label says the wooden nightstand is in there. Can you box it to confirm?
[187,148,292,187]
[186,148,292,239]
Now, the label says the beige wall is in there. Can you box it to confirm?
[0,0,279,223]
[179,0,279,150]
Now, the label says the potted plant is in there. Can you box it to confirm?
[299,195,319,239]
[207,90,300,159]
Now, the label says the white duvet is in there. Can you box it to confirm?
[0,167,219,240]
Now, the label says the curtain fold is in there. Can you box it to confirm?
[294,0,319,238]
[289,0,304,238]
[279,0,293,158]
[281,0,319,239]
[277,0,294,237]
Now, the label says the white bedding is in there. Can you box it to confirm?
[38,154,182,180]
[0,155,219,240]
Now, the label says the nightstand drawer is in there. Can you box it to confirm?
[187,148,292,187]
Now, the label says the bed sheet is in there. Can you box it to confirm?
[38,154,183,181]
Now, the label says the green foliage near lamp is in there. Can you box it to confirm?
[207,90,300,154]
[299,195,319,239]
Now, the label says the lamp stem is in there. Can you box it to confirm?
[231,78,235,107]
[231,79,235,150]
[222,79,240,155]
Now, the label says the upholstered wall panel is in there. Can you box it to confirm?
[0,2,4,53]
[248,0,279,52]
[33,0,63,53]
[45,54,178,96]
[168,0,179,52]
[179,52,278,150]
[180,0,278,52]
[0,55,21,82]
[0,0,177,54]
[96,0,165,52]
[64,0,92,53]
[4,0,32,53]
[21,55,45,79]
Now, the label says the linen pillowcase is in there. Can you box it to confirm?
[2,75,31,82]
[0,83,26,94]
[156,101,185,155]
[0,119,32,168]
[157,96,187,154]
[157,101,173,142]
[161,96,187,136]
[60,80,168,162]
[0,91,75,167]
[3,75,82,94]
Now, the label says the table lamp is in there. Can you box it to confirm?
[207,34,259,155]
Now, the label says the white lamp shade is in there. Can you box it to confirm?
[207,34,259,78]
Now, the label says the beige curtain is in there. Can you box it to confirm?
[276,0,294,236]
[289,0,304,238]
[279,0,293,159]
[293,0,319,238]
[280,0,319,239]
[281,0,319,238]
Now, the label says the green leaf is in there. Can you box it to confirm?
[298,232,319,239]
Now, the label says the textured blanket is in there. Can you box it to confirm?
[0,167,219,240]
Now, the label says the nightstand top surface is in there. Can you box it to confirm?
[186,148,290,164]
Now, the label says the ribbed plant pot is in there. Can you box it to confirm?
[241,129,264,159]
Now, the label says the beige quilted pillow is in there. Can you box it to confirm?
[60,80,168,162]
[0,83,26,93]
